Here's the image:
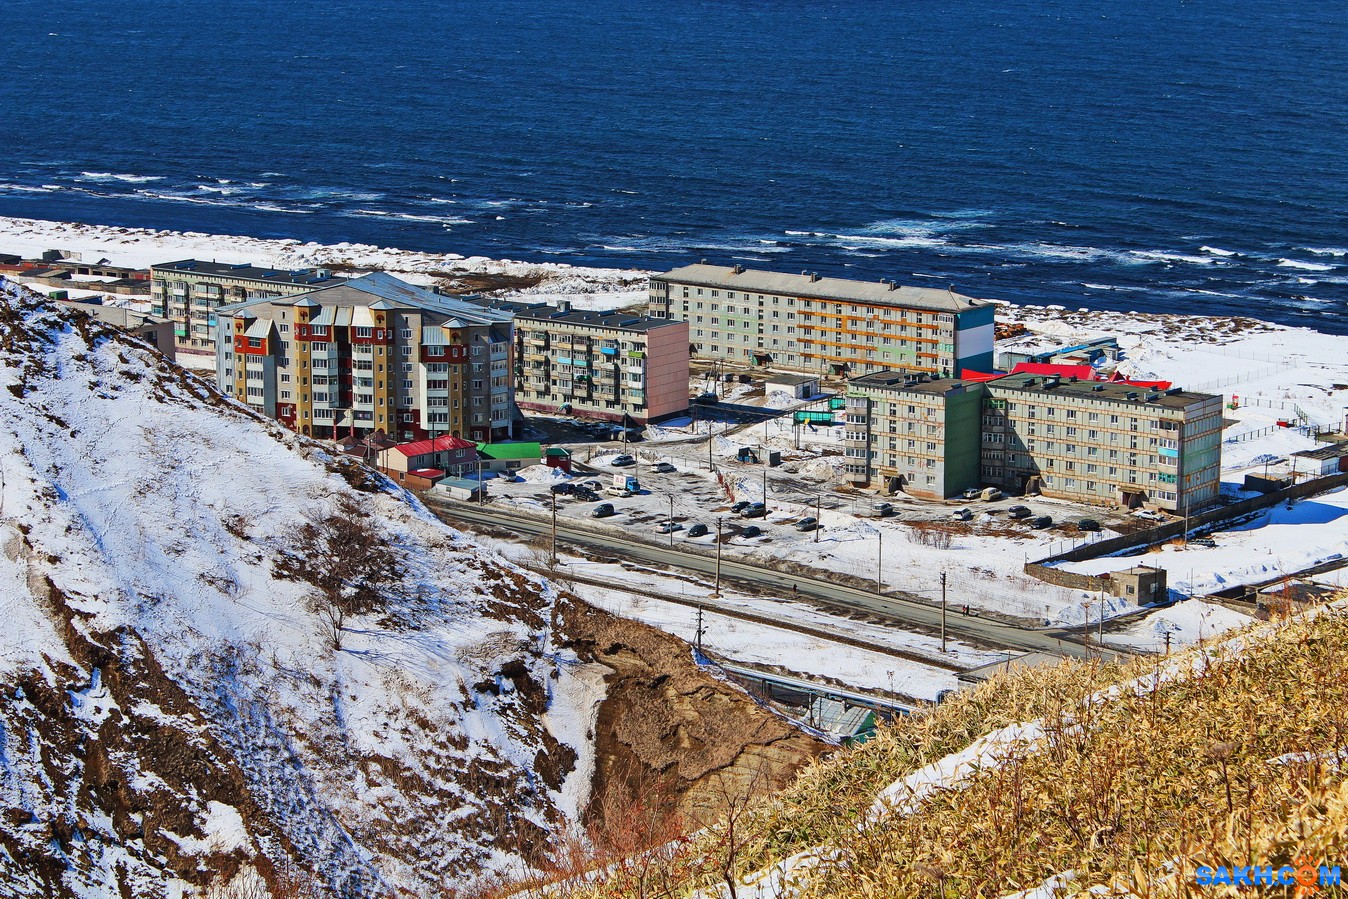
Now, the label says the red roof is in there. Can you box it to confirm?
[408,468,446,478]
[392,435,476,457]
[1108,373,1173,390]
[959,369,1009,382]
[1010,362,1096,381]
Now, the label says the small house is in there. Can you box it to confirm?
[383,435,477,485]
[476,441,543,473]
[765,373,821,400]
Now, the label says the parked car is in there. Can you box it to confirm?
[741,525,763,538]
[741,502,767,518]
[583,480,604,491]
[1133,509,1165,521]
[591,503,615,518]
[980,487,1004,502]
[549,482,574,495]
[693,392,720,405]
[961,487,982,500]
[1076,518,1102,532]
[871,501,895,517]
[656,521,683,534]
[687,523,709,538]
[610,454,636,467]
[951,508,973,521]
[652,461,676,473]
[730,500,752,514]
[1030,515,1053,529]
[794,517,819,532]
[1007,505,1032,519]
[573,488,600,502]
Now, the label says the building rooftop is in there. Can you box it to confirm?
[511,304,684,333]
[218,272,513,327]
[151,259,347,288]
[392,434,477,458]
[476,441,542,461]
[653,263,988,313]
[848,371,976,397]
[1293,443,1348,461]
[988,373,1216,409]
[765,373,820,387]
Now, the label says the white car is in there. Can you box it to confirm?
[652,461,676,473]
[1133,509,1166,521]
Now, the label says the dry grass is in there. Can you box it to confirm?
[558,599,1348,898]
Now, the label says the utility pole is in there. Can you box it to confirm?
[707,425,714,471]
[1082,601,1092,658]
[668,494,675,546]
[714,519,723,597]
[940,571,948,653]
[550,491,558,567]
[876,532,883,594]
[695,605,705,656]
[762,466,768,506]
[476,457,485,505]
[814,494,822,543]
[1099,587,1106,648]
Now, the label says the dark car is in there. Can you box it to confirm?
[591,503,615,518]
[610,454,636,467]
[549,482,574,495]
[687,523,709,538]
[794,517,819,532]
[1076,518,1102,532]
[692,392,720,405]
[573,488,600,502]
[741,502,767,518]
[1030,515,1053,529]
[1007,505,1033,519]
[730,500,751,514]
[741,525,763,538]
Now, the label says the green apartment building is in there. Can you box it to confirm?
[845,372,984,499]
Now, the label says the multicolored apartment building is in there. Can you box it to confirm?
[214,272,515,443]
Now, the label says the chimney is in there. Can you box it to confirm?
[810,272,820,282]
[556,300,572,313]
[732,264,744,274]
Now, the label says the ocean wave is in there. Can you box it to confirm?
[0,183,58,194]
[1199,245,1237,257]
[1276,258,1335,272]
[1128,250,1216,266]
[345,209,473,225]
[1300,247,1348,257]
[833,233,948,249]
[77,171,164,184]
[855,216,988,238]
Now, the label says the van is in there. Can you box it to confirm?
[980,487,1003,502]
[741,502,767,518]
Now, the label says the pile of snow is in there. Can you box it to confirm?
[1113,600,1254,652]
[516,463,568,483]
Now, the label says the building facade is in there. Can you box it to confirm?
[500,302,690,423]
[845,373,984,499]
[846,372,1223,510]
[151,260,345,352]
[647,263,995,378]
[980,374,1222,512]
[214,272,515,443]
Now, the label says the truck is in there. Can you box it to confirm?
[605,474,640,496]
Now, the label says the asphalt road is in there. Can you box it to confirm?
[426,496,1102,660]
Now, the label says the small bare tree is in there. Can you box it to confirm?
[280,495,400,650]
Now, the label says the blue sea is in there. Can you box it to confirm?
[1,0,1345,331]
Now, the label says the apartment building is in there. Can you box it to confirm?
[647,263,995,377]
[495,302,690,423]
[151,260,345,351]
[844,372,984,499]
[845,371,1223,510]
[214,272,515,443]
[981,374,1223,512]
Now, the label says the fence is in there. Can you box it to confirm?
[1024,470,1348,589]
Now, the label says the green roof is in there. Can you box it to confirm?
[544,447,572,457]
[476,442,543,461]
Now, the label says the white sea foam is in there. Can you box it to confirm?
[1277,258,1335,272]
[346,209,473,226]
[77,171,163,184]
[1301,247,1348,257]
[1199,245,1237,257]
[1129,250,1215,266]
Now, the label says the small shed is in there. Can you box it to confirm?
[1292,444,1348,476]
[765,373,821,400]
[434,477,483,502]
[544,446,573,472]
[1110,566,1167,605]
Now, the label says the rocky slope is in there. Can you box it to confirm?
[0,278,823,897]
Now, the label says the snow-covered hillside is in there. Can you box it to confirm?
[0,277,600,896]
